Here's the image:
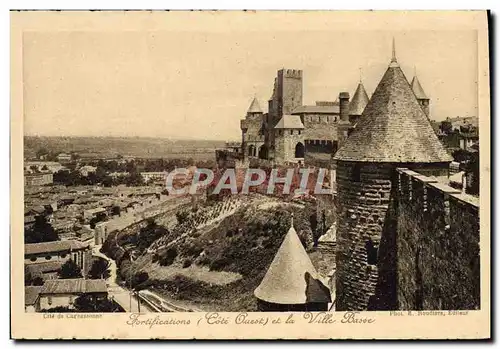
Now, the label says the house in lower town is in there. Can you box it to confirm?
[24,240,92,275]
[25,286,43,312]
[25,261,63,283]
[25,172,54,187]
[140,171,167,183]
[78,165,97,177]
[38,279,108,311]
[56,153,72,163]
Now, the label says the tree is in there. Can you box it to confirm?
[159,247,178,266]
[131,271,149,289]
[32,276,44,286]
[36,148,49,160]
[25,215,59,244]
[29,165,39,173]
[58,260,82,279]
[175,210,189,225]
[440,120,453,134]
[87,258,111,280]
[137,219,169,252]
[125,171,144,186]
[73,294,124,312]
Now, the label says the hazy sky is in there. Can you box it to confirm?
[23,29,477,140]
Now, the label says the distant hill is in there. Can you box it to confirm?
[24,136,226,160]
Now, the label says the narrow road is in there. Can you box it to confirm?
[92,245,154,313]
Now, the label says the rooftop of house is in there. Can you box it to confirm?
[25,261,63,276]
[25,286,43,306]
[40,279,108,295]
[25,240,88,256]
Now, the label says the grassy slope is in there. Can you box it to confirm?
[111,197,319,311]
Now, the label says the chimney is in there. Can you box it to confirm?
[337,92,351,148]
[339,92,350,123]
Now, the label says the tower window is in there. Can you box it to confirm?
[366,239,378,265]
[352,165,361,182]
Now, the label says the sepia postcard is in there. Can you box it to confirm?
[10,10,491,340]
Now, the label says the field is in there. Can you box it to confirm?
[24,136,226,160]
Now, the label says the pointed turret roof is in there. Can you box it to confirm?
[411,75,428,100]
[247,97,262,113]
[348,82,370,116]
[334,43,452,163]
[254,219,331,305]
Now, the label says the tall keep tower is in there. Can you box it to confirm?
[333,40,452,311]
[266,69,303,160]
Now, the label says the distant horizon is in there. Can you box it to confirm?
[23,134,235,142]
[23,22,478,140]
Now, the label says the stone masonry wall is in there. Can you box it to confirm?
[335,161,452,311]
[274,130,305,164]
[335,161,393,311]
[396,169,480,310]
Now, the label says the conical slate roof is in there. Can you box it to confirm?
[334,61,452,163]
[411,75,428,100]
[349,82,370,116]
[247,97,262,113]
[254,223,331,304]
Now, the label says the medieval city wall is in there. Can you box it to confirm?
[303,114,338,143]
[335,161,394,311]
[335,161,454,311]
[395,168,480,310]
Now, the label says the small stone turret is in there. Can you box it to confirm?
[411,72,430,118]
[336,92,351,148]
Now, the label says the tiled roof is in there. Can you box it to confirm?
[348,82,370,116]
[411,75,428,100]
[292,105,339,114]
[247,97,262,113]
[25,240,88,255]
[40,279,107,295]
[334,61,452,163]
[25,286,43,305]
[254,223,331,304]
[274,115,305,129]
[25,261,63,276]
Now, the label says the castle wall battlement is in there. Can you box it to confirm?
[279,69,303,78]
[395,168,480,310]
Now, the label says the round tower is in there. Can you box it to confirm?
[333,40,452,311]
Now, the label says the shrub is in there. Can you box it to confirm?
[182,259,193,268]
[209,257,230,271]
[159,247,178,266]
